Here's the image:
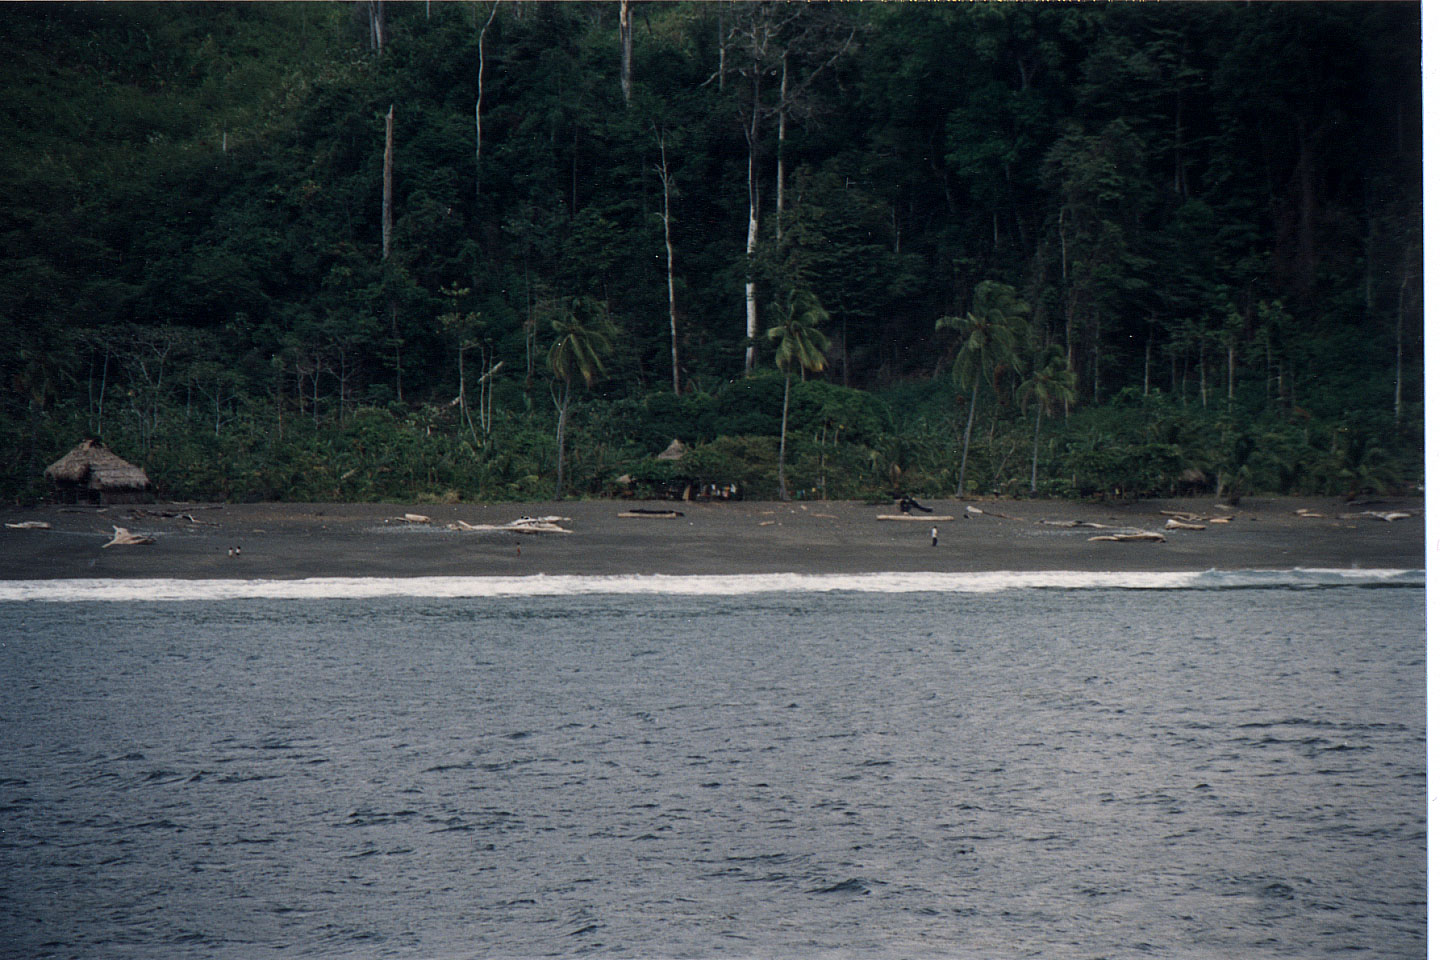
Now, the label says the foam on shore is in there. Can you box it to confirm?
[0,568,1421,602]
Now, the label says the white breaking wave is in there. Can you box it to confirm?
[0,568,1421,602]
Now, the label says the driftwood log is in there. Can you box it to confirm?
[102,525,156,547]
[4,521,50,530]
[1164,518,1206,531]
[964,505,1021,519]
[1088,531,1166,543]
[448,517,571,534]
[389,513,432,524]
[127,509,219,526]
[1342,510,1412,522]
[877,514,954,522]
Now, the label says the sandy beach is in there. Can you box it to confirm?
[0,495,1422,580]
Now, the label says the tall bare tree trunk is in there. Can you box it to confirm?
[957,382,978,498]
[367,0,385,53]
[391,302,403,402]
[1199,342,1207,409]
[1030,402,1042,494]
[775,54,787,244]
[382,105,394,261]
[619,0,633,104]
[716,5,726,92]
[1227,343,1235,401]
[1143,332,1151,396]
[777,373,791,499]
[656,130,680,396]
[1395,269,1410,426]
[554,380,571,499]
[476,0,499,172]
[743,85,760,374]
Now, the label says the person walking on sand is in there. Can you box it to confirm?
[931,526,938,547]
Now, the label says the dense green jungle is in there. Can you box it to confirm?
[0,1,1422,505]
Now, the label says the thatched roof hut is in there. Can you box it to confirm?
[44,440,151,504]
[656,438,687,461]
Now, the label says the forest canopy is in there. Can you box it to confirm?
[0,1,1422,503]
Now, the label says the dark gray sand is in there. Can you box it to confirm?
[0,496,1422,580]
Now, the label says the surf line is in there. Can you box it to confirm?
[0,568,1421,602]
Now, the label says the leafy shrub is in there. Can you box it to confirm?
[680,435,780,496]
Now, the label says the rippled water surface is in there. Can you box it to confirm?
[0,584,1425,958]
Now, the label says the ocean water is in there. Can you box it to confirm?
[0,571,1425,959]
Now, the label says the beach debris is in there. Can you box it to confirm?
[618,509,684,519]
[391,513,432,524]
[1038,519,1116,528]
[897,495,932,515]
[447,516,571,534]
[812,513,839,520]
[1164,518,1206,531]
[127,508,220,526]
[1160,509,1237,525]
[102,525,156,548]
[1294,509,1326,518]
[1342,510,1413,522]
[4,520,51,530]
[1088,530,1166,543]
[759,520,777,527]
[877,514,954,522]
[965,505,985,517]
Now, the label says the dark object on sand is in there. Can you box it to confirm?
[897,495,932,515]
[619,509,685,519]
[45,440,151,504]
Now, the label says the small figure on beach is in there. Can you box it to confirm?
[931,526,938,547]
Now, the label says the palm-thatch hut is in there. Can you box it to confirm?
[44,440,152,504]
[656,438,687,461]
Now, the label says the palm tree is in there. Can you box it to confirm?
[1018,345,1077,495]
[936,280,1029,498]
[767,289,830,500]
[547,296,617,498]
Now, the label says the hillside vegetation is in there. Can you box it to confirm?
[0,2,1421,503]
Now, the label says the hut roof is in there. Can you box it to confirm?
[44,440,150,491]
[656,438,687,461]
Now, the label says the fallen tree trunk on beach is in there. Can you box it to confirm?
[877,514,954,522]
[448,517,572,534]
[1088,531,1166,542]
[1164,518,1206,531]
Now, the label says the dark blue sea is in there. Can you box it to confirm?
[0,571,1425,958]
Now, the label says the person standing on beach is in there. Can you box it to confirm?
[931,526,938,547]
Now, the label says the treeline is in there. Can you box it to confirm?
[0,2,1422,503]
